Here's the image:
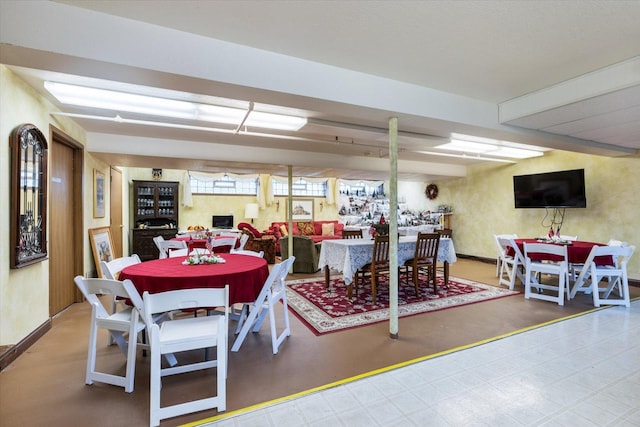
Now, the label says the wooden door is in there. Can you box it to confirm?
[49,140,76,315]
[110,167,123,258]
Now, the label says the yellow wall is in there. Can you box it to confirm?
[432,150,640,278]
[0,65,121,345]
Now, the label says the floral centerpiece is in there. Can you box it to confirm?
[182,253,226,265]
[183,229,227,264]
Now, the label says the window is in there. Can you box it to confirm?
[190,174,258,195]
[339,181,384,196]
[272,178,326,197]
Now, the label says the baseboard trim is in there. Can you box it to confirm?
[457,253,496,265]
[0,318,51,372]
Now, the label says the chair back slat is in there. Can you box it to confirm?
[342,229,363,239]
[414,232,440,261]
[437,229,453,238]
[372,235,390,264]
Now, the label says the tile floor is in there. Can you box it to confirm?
[201,300,640,426]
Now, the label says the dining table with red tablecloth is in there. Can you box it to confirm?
[119,253,269,305]
[172,235,240,253]
[513,238,614,265]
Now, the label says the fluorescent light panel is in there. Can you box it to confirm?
[436,139,543,159]
[45,81,307,131]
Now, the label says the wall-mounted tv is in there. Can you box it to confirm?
[212,215,234,229]
[513,169,586,209]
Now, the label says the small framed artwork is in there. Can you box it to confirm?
[89,227,114,277]
[290,199,314,221]
[93,169,105,218]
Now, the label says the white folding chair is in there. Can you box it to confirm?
[231,256,295,354]
[571,239,626,283]
[152,235,165,255]
[226,249,264,332]
[523,243,569,306]
[497,237,525,290]
[143,287,229,427]
[230,249,263,258]
[493,233,517,277]
[219,231,241,238]
[74,276,146,393]
[168,248,189,257]
[99,254,142,344]
[231,234,250,252]
[156,238,187,259]
[570,245,635,307]
[211,236,237,253]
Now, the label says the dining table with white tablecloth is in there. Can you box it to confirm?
[318,235,457,296]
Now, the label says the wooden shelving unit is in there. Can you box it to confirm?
[131,180,179,261]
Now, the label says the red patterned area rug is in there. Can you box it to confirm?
[286,275,520,335]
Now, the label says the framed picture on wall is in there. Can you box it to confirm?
[290,199,314,221]
[94,169,105,218]
[89,227,114,277]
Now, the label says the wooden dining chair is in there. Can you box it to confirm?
[342,229,363,239]
[437,228,453,238]
[354,234,390,305]
[400,232,440,295]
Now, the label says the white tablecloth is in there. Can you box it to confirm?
[318,235,456,285]
[398,225,437,235]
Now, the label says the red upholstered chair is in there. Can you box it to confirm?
[237,222,263,238]
[238,222,276,263]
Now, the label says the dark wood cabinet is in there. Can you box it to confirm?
[131,180,179,261]
[131,228,179,261]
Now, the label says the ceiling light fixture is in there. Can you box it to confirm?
[45,81,307,131]
[435,139,543,159]
[415,150,517,164]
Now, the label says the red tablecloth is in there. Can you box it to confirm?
[172,236,239,253]
[119,253,268,304]
[513,239,613,265]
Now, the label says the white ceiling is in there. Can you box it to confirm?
[1,0,639,181]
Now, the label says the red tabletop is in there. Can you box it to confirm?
[172,236,239,253]
[513,239,613,265]
[119,253,269,304]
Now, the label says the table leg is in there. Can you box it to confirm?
[324,265,330,289]
[444,261,449,288]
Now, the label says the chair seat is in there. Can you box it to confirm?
[159,316,221,353]
[403,257,434,266]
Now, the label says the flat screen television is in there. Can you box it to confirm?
[513,169,586,209]
[212,215,234,229]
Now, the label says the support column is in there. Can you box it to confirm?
[389,117,399,339]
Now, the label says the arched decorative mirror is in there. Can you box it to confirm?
[10,123,48,268]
